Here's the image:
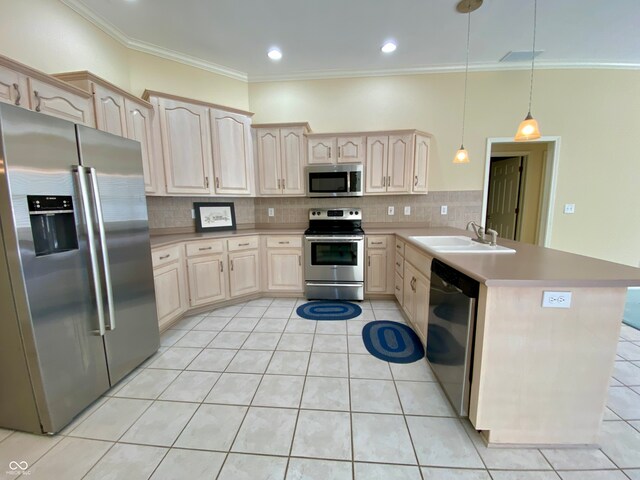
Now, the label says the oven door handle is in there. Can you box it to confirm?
[305,236,364,241]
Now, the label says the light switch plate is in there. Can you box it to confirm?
[564,203,575,214]
[387,206,395,216]
[441,205,448,215]
[268,208,275,217]
[404,206,411,216]
[542,291,572,308]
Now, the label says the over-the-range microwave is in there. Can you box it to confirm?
[305,164,363,197]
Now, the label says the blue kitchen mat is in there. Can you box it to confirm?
[623,288,640,331]
[362,321,425,364]
[296,301,362,321]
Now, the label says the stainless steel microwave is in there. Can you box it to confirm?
[305,164,363,197]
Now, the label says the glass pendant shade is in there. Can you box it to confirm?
[453,146,470,164]
[514,112,541,141]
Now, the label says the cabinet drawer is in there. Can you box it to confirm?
[395,253,404,277]
[266,236,302,248]
[367,236,387,249]
[228,236,259,252]
[395,238,405,256]
[395,271,404,303]
[152,244,181,268]
[185,239,224,257]
[405,244,432,279]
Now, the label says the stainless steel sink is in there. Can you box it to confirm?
[409,235,516,254]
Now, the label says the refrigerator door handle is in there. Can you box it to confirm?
[87,167,116,331]
[74,165,106,336]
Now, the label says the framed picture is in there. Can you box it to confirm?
[194,202,237,232]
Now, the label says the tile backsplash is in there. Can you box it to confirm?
[147,191,482,232]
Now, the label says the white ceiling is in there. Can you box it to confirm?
[63,0,640,82]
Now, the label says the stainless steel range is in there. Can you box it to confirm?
[304,208,364,300]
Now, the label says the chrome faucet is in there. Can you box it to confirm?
[466,221,499,247]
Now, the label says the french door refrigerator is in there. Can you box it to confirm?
[0,103,159,434]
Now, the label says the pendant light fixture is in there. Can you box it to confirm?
[514,0,541,141]
[453,0,481,164]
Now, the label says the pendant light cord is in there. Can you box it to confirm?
[461,2,471,146]
[528,0,537,114]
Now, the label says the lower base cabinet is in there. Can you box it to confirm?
[229,250,260,297]
[402,260,430,343]
[153,261,188,330]
[267,249,302,291]
[186,254,226,306]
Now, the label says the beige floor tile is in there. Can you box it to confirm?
[604,407,622,421]
[540,448,616,470]
[373,309,405,322]
[350,379,402,413]
[352,413,415,464]
[313,334,348,353]
[286,458,352,480]
[253,317,289,333]
[28,437,112,480]
[347,335,368,354]
[160,329,187,347]
[223,317,261,332]
[59,397,110,435]
[396,381,456,416]
[236,306,268,318]
[631,421,640,433]
[120,401,198,447]
[245,298,275,307]
[226,350,273,374]
[175,404,247,451]
[307,352,349,377]
[0,431,62,471]
[346,321,369,336]
[315,321,348,335]
[389,361,436,382]
[207,331,249,349]
[113,368,180,400]
[172,315,207,330]
[617,341,640,361]
[624,469,640,479]
[284,318,317,334]
[252,375,305,408]
[620,326,640,342]
[355,462,422,480]
[69,397,151,441]
[159,371,220,402]
[266,351,310,375]
[406,417,483,468]
[291,410,351,461]
[348,354,392,379]
[489,472,560,480]
[271,298,297,307]
[599,421,640,468]
[0,429,12,442]
[217,453,287,480]
[187,348,236,372]
[192,316,232,331]
[420,467,491,480]
[150,448,225,480]
[204,373,262,405]
[232,407,298,456]
[208,305,243,317]
[557,470,628,479]
[607,386,640,419]
[613,361,640,386]
[242,332,282,350]
[84,443,167,480]
[277,333,315,351]
[174,330,218,348]
[263,306,294,318]
[300,376,350,411]
[147,347,202,370]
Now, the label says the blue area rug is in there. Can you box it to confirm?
[296,301,362,321]
[362,321,425,364]
[623,288,640,330]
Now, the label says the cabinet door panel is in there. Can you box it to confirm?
[413,273,430,343]
[413,134,430,193]
[280,128,305,195]
[387,134,412,193]
[308,137,336,165]
[154,263,187,329]
[229,250,259,297]
[187,255,226,306]
[267,249,302,291]
[93,84,127,136]
[28,78,94,126]
[365,136,388,193]
[256,128,281,195]
[125,98,156,193]
[403,262,415,321]
[365,249,388,293]
[0,66,27,107]
[211,110,252,195]
[159,99,213,195]
[337,136,365,164]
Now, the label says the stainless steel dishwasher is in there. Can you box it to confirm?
[426,259,480,416]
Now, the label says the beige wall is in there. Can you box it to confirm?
[249,70,640,266]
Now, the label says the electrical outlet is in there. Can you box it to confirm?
[387,206,395,216]
[441,205,448,215]
[542,291,572,308]
[564,203,575,214]
[191,209,195,219]
[268,208,275,217]
[404,206,411,216]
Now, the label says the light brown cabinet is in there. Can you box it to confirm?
[264,236,303,292]
[229,250,260,297]
[124,98,157,193]
[0,63,28,108]
[254,124,309,196]
[187,255,226,306]
[152,245,188,330]
[365,235,394,295]
[307,135,365,164]
[402,245,432,343]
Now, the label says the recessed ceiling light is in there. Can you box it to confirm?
[267,48,282,61]
[381,42,397,54]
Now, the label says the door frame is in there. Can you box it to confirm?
[481,137,561,247]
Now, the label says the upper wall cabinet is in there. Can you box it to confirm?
[365,131,430,195]
[54,71,158,193]
[210,109,254,196]
[0,55,94,127]
[307,134,365,164]
[253,123,309,196]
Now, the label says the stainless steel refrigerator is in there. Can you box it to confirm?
[0,103,159,434]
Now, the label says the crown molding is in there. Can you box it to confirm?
[59,0,639,85]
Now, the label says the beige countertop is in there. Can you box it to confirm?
[150,226,640,288]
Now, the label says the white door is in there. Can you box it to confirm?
[485,157,522,240]
[337,136,365,164]
[124,98,156,194]
[308,137,336,164]
[256,128,282,195]
[366,136,388,193]
[92,84,127,136]
[387,134,412,193]
[211,110,253,195]
[280,128,305,195]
